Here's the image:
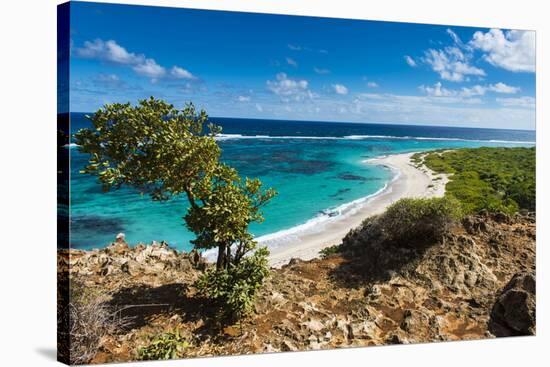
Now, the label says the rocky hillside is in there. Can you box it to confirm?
[58,212,535,364]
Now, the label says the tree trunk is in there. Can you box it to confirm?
[226,244,231,267]
[216,243,226,270]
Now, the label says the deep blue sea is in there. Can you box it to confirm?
[68,113,535,252]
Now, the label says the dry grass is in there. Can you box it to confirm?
[59,287,132,365]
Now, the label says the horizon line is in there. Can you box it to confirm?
[63,111,536,132]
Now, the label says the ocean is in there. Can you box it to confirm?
[68,113,535,252]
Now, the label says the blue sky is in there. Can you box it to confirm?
[66,1,536,130]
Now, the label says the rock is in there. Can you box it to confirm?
[335,319,353,341]
[287,258,303,266]
[350,320,378,339]
[106,241,129,255]
[302,319,325,332]
[223,326,241,337]
[492,212,511,224]
[400,309,430,334]
[99,264,115,276]
[270,291,287,306]
[115,233,126,243]
[178,258,193,272]
[489,272,536,336]
[263,343,279,353]
[385,330,409,344]
[121,259,141,276]
[281,340,298,351]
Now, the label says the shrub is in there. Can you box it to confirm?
[319,244,342,258]
[378,196,463,246]
[59,283,131,365]
[421,147,535,214]
[137,330,189,361]
[196,247,270,321]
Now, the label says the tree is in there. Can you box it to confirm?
[75,97,276,270]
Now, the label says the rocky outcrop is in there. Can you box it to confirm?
[489,272,536,336]
[58,238,206,289]
[58,212,535,363]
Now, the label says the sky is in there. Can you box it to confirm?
[65,1,536,130]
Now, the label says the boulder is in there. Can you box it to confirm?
[115,232,126,243]
[120,259,141,276]
[462,216,489,234]
[489,272,536,336]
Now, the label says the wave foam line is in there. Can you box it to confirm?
[255,167,401,250]
[201,174,398,261]
[215,133,534,144]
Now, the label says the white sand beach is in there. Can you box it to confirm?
[268,152,449,268]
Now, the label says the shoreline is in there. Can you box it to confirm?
[267,151,449,268]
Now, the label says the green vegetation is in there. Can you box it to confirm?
[319,244,343,258]
[378,196,463,245]
[197,247,270,321]
[415,147,535,214]
[75,98,276,321]
[137,330,189,361]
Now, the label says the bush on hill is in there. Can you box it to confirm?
[416,147,535,214]
[377,196,463,246]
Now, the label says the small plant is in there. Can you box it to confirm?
[196,247,270,322]
[319,244,342,258]
[137,330,189,361]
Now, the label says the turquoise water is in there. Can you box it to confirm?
[68,114,535,251]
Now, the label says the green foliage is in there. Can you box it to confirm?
[75,97,276,271]
[75,98,221,201]
[137,330,189,361]
[184,164,276,268]
[196,247,270,321]
[421,147,535,214]
[319,244,342,258]
[76,98,276,323]
[378,196,463,245]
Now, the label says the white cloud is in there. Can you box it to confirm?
[89,73,130,91]
[488,82,520,94]
[75,39,144,65]
[170,66,195,80]
[419,29,486,82]
[132,58,166,79]
[446,28,473,52]
[420,81,520,98]
[367,82,379,88]
[404,55,417,67]
[287,44,328,54]
[286,57,298,67]
[314,67,330,74]
[348,92,534,129]
[446,29,461,45]
[266,72,313,102]
[470,29,535,72]
[75,39,196,82]
[255,103,263,112]
[419,82,455,97]
[332,84,349,95]
[423,47,485,82]
[237,95,251,102]
[496,96,535,108]
[459,85,488,97]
